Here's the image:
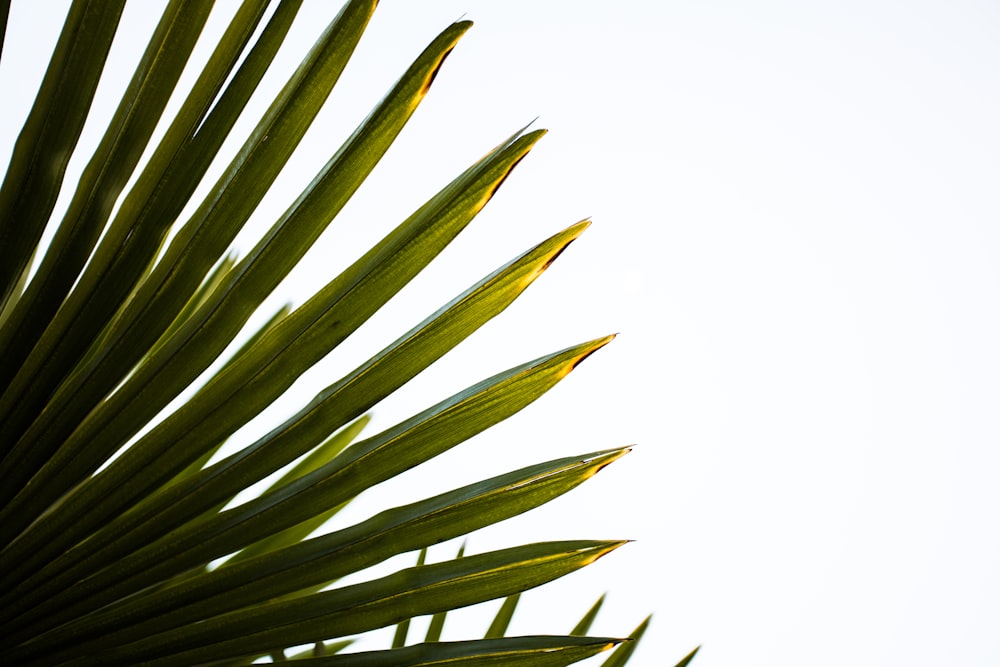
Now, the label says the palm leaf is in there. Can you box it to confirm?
[0,0,127,308]
[0,2,696,665]
[286,636,622,666]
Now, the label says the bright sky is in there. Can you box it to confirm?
[3,2,999,665]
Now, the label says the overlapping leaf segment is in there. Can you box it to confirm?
[0,1,694,665]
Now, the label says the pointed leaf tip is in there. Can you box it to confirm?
[517,221,590,289]
[587,447,631,478]
[561,334,615,379]
[585,539,629,565]
[542,222,588,264]
[420,22,471,95]
[673,645,702,667]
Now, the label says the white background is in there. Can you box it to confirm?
[3,1,999,665]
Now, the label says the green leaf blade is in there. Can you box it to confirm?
[0,0,226,400]
[294,636,621,666]
[93,540,626,666]
[0,0,127,307]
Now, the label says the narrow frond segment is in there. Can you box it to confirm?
[88,541,626,666]
[284,635,621,666]
[0,0,127,307]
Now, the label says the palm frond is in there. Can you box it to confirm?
[0,2,695,665]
